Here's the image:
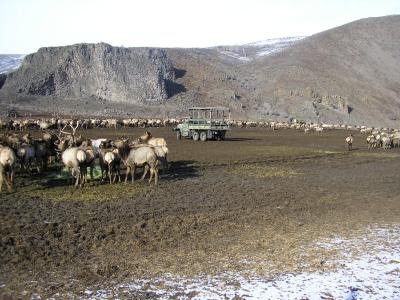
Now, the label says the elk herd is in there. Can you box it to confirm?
[362,129,400,149]
[0,117,180,131]
[0,118,169,192]
[1,115,399,193]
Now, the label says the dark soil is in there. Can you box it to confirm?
[1,128,400,299]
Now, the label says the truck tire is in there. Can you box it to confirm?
[192,131,199,141]
[220,131,226,140]
[200,131,207,142]
[176,131,181,140]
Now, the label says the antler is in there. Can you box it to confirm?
[59,123,70,136]
[69,121,80,135]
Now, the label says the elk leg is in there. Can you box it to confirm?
[125,166,130,183]
[36,159,41,173]
[131,166,135,183]
[140,165,149,181]
[154,166,158,185]
[0,170,3,192]
[101,167,105,182]
[9,169,15,190]
[108,165,112,184]
[80,166,85,187]
[74,173,80,188]
[67,167,72,185]
[149,169,154,183]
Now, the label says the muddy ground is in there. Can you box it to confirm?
[1,127,400,299]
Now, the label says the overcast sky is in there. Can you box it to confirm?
[1,0,399,54]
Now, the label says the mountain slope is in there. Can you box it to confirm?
[0,15,399,126]
[165,15,400,126]
[248,15,400,126]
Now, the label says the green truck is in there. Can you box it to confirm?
[174,107,231,141]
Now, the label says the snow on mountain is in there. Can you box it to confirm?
[216,36,307,62]
[247,36,307,57]
[245,36,306,47]
[218,50,251,62]
[0,54,25,74]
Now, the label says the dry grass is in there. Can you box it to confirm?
[226,164,302,178]
[18,172,147,202]
[351,152,400,159]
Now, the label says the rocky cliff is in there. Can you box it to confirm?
[1,43,175,103]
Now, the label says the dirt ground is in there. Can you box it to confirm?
[1,127,400,299]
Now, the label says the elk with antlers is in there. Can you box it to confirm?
[56,122,88,187]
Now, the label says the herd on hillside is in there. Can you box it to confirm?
[0,116,399,192]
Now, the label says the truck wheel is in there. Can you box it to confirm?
[176,131,181,140]
[192,131,199,141]
[220,131,226,140]
[200,131,207,142]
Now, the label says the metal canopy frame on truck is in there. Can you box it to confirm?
[188,107,230,126]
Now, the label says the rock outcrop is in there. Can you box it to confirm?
[1,43,175,103]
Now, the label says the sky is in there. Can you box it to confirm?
[0,0,399,54]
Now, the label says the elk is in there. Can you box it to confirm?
[61,147,87,188]
[38,120,50,131]
[124,145,158,184]
[59,122,81,147]
[98,140,121,184]
[366,135,376,149]
[140,145,168,180]
[16,143,36,172]
[103,149,121,184]
[56,123,88,187]
[2,132,20,150]
[34,140,51,172]
[147,137,169,173]
[0,146,16,192]
[79,141,96,183]
[315,127,323,134]
[345,134,354,151]
[139,131,152,143]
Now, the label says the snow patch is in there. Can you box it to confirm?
[245,36,306,47]
[252,36,306,57]
[218,50,251,62]
[84,224,400,299]
[217,36,307,61]
[0,54,25,74]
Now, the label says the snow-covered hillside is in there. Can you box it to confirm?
[246,36,306,56]
[0,54,25,74]
[216,36,306,62]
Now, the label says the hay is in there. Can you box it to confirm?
[49,166,103,180]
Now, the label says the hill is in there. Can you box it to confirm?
[0,15,399,126]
